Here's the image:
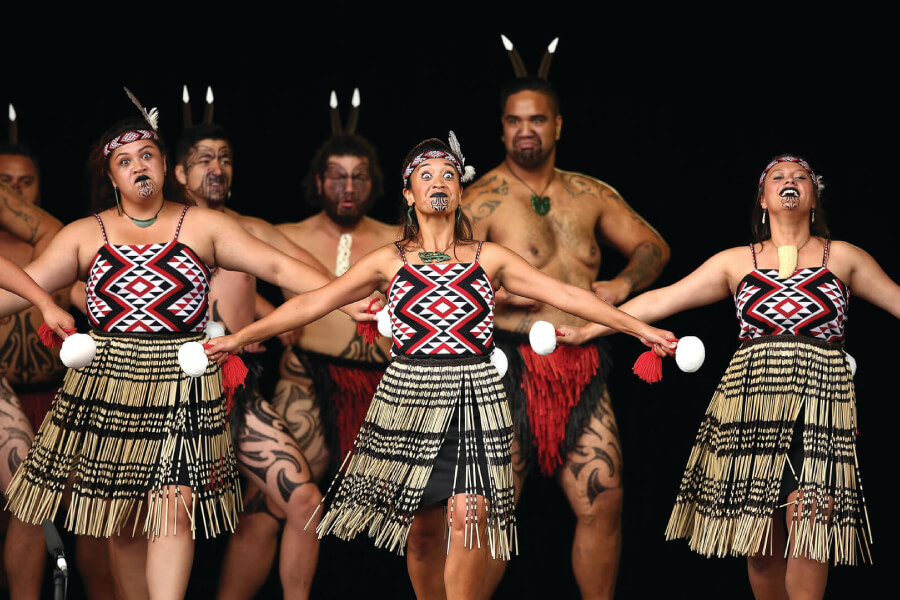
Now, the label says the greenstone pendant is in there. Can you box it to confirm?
[130,216,158,228]
[531,194,551,216]
[418,251,452,264]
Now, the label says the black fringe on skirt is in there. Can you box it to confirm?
[666,335,871,565]
[5,330,241,540]
[312,354,517,560]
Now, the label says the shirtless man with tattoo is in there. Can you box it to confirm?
[271,134,395,482]
[1,150,115,600]
[461,77,670,600]
[215,133,395,597]
[169,124,329,600]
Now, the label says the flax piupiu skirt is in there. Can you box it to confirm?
[5,330,241,539]
[314,354,518,560]
[665,335,871,565]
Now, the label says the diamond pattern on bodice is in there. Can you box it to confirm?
[86,241,210,333]
[388,262,494,356]
[735,268,848,342]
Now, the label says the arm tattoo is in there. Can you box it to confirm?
[470,199,502,224]
[0,186,41,243]
[619,241,665,292]
[560,173,598,199]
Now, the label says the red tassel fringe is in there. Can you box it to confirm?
[632,350,663,383]
[520,344,600,476]
[356,298,382,345]
[222,354,249,415]
[327,365,384,456]
[38,323,75,348]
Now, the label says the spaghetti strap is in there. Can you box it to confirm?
[822,238,831,267]
[749,243,758,269]
[394,241,408,265]
[173,205,190,240]
[475,240,484,262]
[93,214,109,244]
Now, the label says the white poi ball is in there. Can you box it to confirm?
[675,335,705,373]
[845,351,857,377]
[376,308,392,338]
[59,333,97,369]
[491,347,509,378]
[178,341,209,378]
[529,320,557,356]
[205,321,226,339]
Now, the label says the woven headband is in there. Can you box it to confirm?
[103,129,160,157]
[758,156,819,190]
[402,150,463,188]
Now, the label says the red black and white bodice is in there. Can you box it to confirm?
[86,206,210,333]
[734,240,848,343]
[387,241,494,356]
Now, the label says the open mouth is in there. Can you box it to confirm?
[430,193,449,211]
[135,175,150,183]
[779,187,799,209]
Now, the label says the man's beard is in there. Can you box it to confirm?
[323,194,373,227]
[508,142,553,169]
[190,172,230,206]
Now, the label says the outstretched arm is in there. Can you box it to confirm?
[205,248,391,359]
[240,215,331,277]
[837,241,900,319]
[560,250,735,345]
[210,213,333,295]
[489,243,676,350]
[0,181,63,258]
[592,182,670,304]
[0,222,84,318]
[0,255,74,336]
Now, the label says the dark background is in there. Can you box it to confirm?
[3,10,897,599]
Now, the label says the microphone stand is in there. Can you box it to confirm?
[41,519,68,600]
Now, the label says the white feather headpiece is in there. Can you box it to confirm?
[124,86,160,131]
[448,130,476,183]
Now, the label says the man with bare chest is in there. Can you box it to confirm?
[272,134,396,480]
[462,77,670,599]
[172,124,328,600]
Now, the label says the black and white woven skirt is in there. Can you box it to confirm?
[314,354,518,560]
[665,335,871,565]
[5,330,241,539]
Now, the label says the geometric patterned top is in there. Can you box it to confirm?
[86,206,210,333]
[734,239,848,342]
[387,241,494,356]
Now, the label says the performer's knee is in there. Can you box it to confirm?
[571,485,622,524]
[407,507,444,560]
[285,481,322,520]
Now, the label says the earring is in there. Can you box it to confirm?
[761,208,767,225]
[811,208,815,223]
[456,205,462,224]
[407,206,413,227]
[114,187,122,216]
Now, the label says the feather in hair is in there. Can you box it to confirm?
[123,86,159,131]
[448,130,465,163]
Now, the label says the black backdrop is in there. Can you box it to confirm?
[3,11,897,599]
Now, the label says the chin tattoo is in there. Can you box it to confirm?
[137,180,156,198]
[430,196,449,211]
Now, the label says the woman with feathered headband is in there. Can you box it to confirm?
[0,88,356,598]
[205,133,677,598]
[564,154,898,598]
